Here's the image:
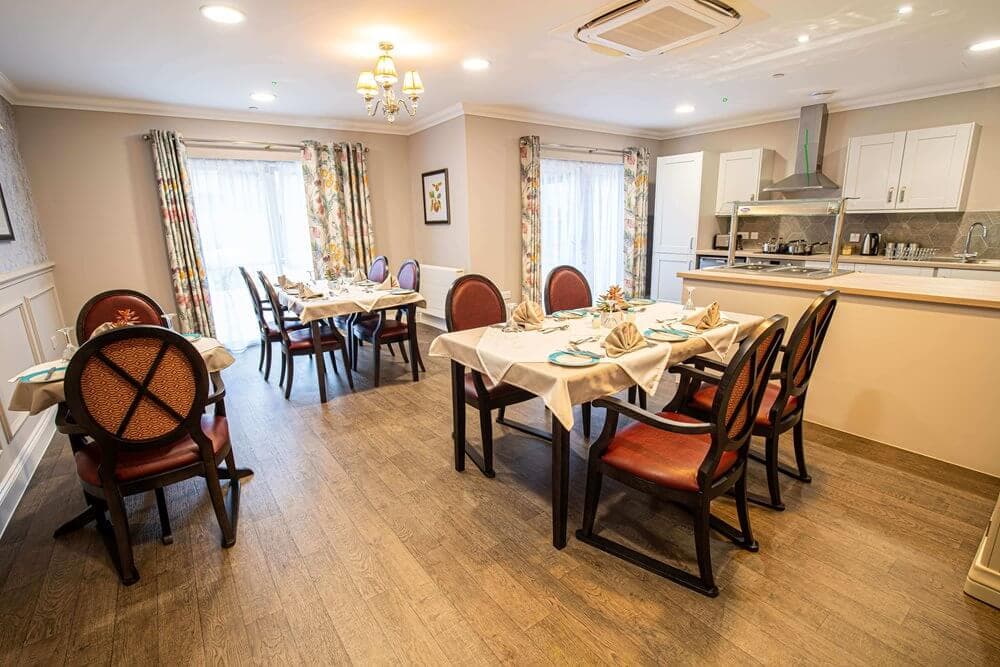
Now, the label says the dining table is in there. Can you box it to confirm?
[278,283,427,402]
[428,301,764,549]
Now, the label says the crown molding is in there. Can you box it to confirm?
[459,103,663,140]
[0,72,18,105]
[405,102,466,134]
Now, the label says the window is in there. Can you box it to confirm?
[540,158,624,295]
[188,158,312,351]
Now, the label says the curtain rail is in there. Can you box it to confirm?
[140,135,368,153]
[541,142,626,157]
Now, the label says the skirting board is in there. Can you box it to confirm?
[417,311,446,331]
[0,407,56,539]
[965,493,1000,609]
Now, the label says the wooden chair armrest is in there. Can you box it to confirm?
[592,396,713,435]
[55,403,87,435]
[206,372,227,405]
[667,364,723,386]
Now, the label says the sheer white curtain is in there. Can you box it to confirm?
[540,158,625,296]
[188,158,312,351]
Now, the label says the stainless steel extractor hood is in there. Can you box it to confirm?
[763,103,841,195]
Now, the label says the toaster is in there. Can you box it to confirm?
[713,234,743,250]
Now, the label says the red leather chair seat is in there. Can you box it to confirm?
[688,382,797,427]
[464,373,528,402]
[287,326,341,351]
[74,416,229,486]
[353,318,408,339]
[601,411,737,492]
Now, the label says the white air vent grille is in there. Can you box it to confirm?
[576,0,742,59]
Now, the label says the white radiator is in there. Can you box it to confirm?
[419,264,464,326]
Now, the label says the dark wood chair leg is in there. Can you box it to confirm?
[792,420,811,482]
[279,350,287,387]
[203,456,236,548]
[577,462,603,538]
[284,353,294,399]
[627,386,637,404]
[748,434,786,511]
[154,487,173,545]
[398,341,409,364]
[477,404,496,477]
[497,406,505,422]
[352,335,360,372]
[104,485,139,585]
[450,362,466,472]
[328,349,339,375]
[387,343,396,357]
[224,450,241,535]
[258,337,265,372]
[373,342,382,387]
[341,345,355,390]
[693,502,718,597]
[263,340,273,381]
[733,470,759,551]
[638,388,647,410]
[581,402,592,439]
[415,344,426,372]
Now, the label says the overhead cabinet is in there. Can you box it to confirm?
[843,123,978,213]
[714,148,773,215]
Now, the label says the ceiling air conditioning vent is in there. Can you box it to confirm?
[576,0,742,59]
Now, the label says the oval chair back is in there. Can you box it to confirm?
[368,255,390,283]
[779,289,838,403]
[445,274,506,332]
[544,265,592,314]
[76,289,166,343]
[700,315,787,489]
[397,259,420,291]
[239,266,270,334]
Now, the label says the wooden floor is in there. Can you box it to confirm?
[0,323,998,665]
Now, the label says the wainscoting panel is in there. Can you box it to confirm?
[0,262,63,536]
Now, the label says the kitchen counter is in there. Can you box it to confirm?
[678,267,1000,309]
[697,248,1000,272]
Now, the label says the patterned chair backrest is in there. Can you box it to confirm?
[781,289,838,398]
[698,315,787,488]
[76,289,165,343]
[445,274,506,332]
[544,265,592,314]
[397,259,420,291]
[65,326,208,453]
[239,266,269,333]
[368,256,389,283]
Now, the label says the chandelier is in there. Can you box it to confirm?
[356,42,424,123]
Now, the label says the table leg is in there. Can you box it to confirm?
[551,415,570,549]
[311,320,328,403]
[450,361,466,472]
[407,304,419,382]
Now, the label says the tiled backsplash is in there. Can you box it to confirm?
[717,210,1000,259]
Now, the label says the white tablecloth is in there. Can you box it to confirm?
[429,302,763,430]
[279,285,427,324]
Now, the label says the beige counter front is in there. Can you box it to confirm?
[679,269,1000,477]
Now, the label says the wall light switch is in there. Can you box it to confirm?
[750,232,759,240]
[849,233,861,242]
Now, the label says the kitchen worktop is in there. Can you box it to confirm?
[697,248,1000,271]
[678,267,1000,310]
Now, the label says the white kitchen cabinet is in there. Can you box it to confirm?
[843,132,906,211]
[650,151,718,302]
[843,123,977,213]
[715,149,773,215]
[935,267,1000,281]
[855,263,935,277]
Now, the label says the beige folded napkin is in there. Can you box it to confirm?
[602,321,648,358]
[681,302,722,330]
[301,284,326,299]
[512,301,544,328]
[376,275,400,291]
[351,269,366,283]
[277,274,290,288]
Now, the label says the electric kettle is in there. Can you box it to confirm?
[861,232,881,256]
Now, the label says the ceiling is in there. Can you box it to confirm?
[0,0,998,137]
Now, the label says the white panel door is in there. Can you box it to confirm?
[843,132,906,211]
[715,149,762,214]
[650,253,694,303]
[896,124,974,210]
[652,153,702,255]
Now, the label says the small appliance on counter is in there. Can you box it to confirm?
[861,232,881,256]
[713,234,743,250]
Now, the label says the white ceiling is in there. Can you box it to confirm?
[0,0,998,137]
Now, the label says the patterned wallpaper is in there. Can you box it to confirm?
[0,95,47,274]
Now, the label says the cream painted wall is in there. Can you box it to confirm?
[659,87,1000,211]
[407,116,470,271]
[12,106,412,320]
[463,115,660,296]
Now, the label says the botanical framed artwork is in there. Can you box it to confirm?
[0,180,12,241]
[422,168,450,224]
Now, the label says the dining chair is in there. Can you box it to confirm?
[351,258,425,386]
[60,325,244,585]
[260,275,353,398]
[76,289,166,342]
[336,255,391,350]
[576,315,787,597]
[543,265,597,437]
[445,274,537,477]
[239,266,282,381]
[669,289,839,510]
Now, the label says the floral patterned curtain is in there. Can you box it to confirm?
[623,147,651,298]
[148,129,216,336]
[519,136,541,303]
[301,141,376,278]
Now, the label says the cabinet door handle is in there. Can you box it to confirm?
[887,187,894,204]
[688,260,693,271]
[750,193,756,201]
[689,236,694,250]
[898,186,906,203]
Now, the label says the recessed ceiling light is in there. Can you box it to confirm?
[969,38,1000,52]
[250,91,276,103]
[810,90,835,99]
[675,104,695,114]
[897,5,913,15]
[771,72,785,78]
[797,34,810,44]
[462,57,490,71]
[200,5,246,24]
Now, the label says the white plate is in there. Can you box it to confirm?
[644,329,688,342]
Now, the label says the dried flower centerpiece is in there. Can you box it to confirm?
[596,285,629,327]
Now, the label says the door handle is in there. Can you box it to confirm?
[898,186,906,203]
[887,187,894,204]
[689,236,694,250]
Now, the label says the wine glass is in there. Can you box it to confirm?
[162,313,177,331]
[50,327,78,361]
[681,287,696,313]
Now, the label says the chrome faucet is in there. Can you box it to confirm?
[956,222,988,262]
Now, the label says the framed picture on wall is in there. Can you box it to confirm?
[422,168,450,225]
[0,180,13,241]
